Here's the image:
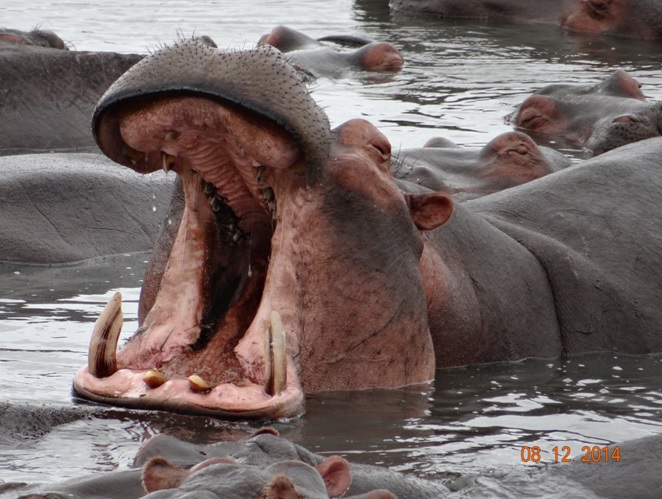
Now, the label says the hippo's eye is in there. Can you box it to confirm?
[371,137,391,160]
[588,0,610,15]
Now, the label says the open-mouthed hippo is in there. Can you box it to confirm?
[509,69,662,154]
[74,38,662,420]
[258,25,404,79]
[392,132,571,200]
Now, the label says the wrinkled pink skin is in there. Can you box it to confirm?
[511,70,651,150]
[259,25,404,75]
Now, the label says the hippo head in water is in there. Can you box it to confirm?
[74,38,447,419]
[0,28,68,49]
[562,0,662,40]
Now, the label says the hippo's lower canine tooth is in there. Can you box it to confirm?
[265,311,287,396]
[88,292,122,378]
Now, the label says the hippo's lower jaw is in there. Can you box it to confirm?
[73,94,312,420]
[73,297,304,419]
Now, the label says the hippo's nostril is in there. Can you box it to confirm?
[614,115,639,124]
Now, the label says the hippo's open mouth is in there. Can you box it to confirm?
[73,39,330,419]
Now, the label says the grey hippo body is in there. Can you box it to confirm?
[67,38,662,420]
[392,132,571,200]
[0,153,173,264]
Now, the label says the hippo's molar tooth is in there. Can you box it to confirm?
[188,374,213,393]
[161,151,175,174]
[143,369,169,389]
[264,311,287,396]
[88,292,122,378]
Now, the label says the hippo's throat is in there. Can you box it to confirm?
[74,96,306,419]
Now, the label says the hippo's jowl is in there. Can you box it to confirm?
[73,39,662,420]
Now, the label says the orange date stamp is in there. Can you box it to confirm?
[520,445,621,463]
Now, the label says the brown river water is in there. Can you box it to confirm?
[1,0,661,496]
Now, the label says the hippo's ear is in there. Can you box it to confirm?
[405,191,454,231]
[316,455,352,497]
[141,456,189,493]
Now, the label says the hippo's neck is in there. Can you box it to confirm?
[422,203,563,367]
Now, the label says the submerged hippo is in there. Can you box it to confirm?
[0,153,174,264]
[73,38,662,420]
[390,0,662,40]
[8,427,662,498]
[0,27,68,49]
[259,25,404,78]
[9,430,443,498]
[392,132,571,200]
[510,70,662,154]
[0,41,141,155]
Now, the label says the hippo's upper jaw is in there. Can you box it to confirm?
[73,38,444,420]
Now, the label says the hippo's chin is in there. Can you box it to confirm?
[72,364,304,420]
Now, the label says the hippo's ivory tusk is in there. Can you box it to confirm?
[143,369,169,389]
[161,151,175,174]
[88,292,122,378]
[188,374,212,393]
[265,311,287,396]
